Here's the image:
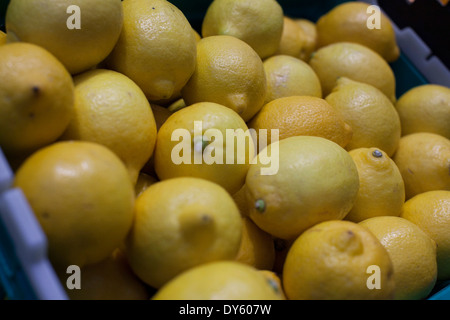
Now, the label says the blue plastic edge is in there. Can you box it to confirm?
[0,149,68,300]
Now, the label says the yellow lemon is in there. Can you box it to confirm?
[6,0,123,74]
[345,148,405,223]
[263,55,322,103]
[274,16,307,60]
[258,270,286,299]
[192,28,201,42]
[283,220,395,300]
[395,84,450,139]
[152,261,284,300]
[309,42,397,102]
[63,249,151,300]
[316,1,400,62]
[246,136,359,240]
[139,103,172,178]
[248,96,352,148]
[0,30,7,45]
[235,217,275,270]
[401,190,450,280]
[0,43,74,157]
[359,216,437,300]
[392,133,450,199]
[232,185,250,217]
[181,35,267,122]
[154,102,254,195]
[325,77,401,157]
[13,141,135,269]
[201,0,284,59]
[125,177,242,288]
[294,18,317,61]
[106,0,197,101]
[60,69,157,184]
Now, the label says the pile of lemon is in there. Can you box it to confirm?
[1,0,449,300]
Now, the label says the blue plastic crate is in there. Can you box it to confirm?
[0,0,449,300]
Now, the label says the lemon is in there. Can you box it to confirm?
[309,42,396,102]
[263,55,322,103]
[106,0,197,101]
[274,16,307,60]
[359,216,437,300]
[232,185,250,217]
[258,270,286,299]
[248,96,352,148]
[401,190,450,280]
[294,18,317,61]
[63,249,150,300]
[392,133,450,199]
[283,220,395,300]
[181,35,266,122]
[152,261,284,300]
[134,172,159,198]
[14,141,135,269]
[246,136,359,240]
[0,43,74,157]
[235,217,275,270]
[192,28,201,42]
[395,84,450,139]
[345,148,405,223]
[60,69,157,184]
[316,1,399,62]
[6,0,123,75]
[139,103,172,178]
[325,77,401,157]
[201,0,284,59]
[154,102,254,195]
[0,30,6,45]
[125,177,242,288]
